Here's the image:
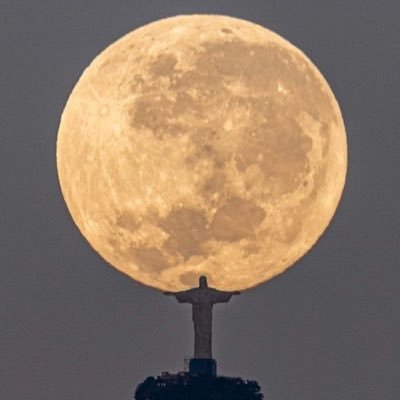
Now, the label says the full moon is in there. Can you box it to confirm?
[57,15,347,291]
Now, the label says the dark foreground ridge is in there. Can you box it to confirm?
[134,371,264,400]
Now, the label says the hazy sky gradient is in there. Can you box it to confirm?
[1,1,399,399]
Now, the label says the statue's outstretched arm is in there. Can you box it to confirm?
[212,289,241,303]
[163,289,196,303]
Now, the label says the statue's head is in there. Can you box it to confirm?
[199,276,208,288]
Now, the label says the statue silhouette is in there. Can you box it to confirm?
[164,276,240,359]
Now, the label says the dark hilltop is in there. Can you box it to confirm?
[135,370,264,400]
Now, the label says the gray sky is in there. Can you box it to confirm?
[1,1,399,399]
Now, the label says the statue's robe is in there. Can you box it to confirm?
[174,287,234,359]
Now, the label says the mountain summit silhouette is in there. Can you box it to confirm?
[135,371,264,400]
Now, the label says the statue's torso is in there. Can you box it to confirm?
[191,289,215,327]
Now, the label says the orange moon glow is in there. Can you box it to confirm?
[57,15,347,291]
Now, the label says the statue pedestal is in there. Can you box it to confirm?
[189,358,217,377]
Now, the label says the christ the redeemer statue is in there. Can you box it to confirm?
[164,276,240,359]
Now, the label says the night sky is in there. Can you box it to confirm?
[2,1,399,399]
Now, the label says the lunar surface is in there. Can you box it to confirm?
[57,15,347,291]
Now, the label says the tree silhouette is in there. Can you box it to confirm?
[135,375,264,400]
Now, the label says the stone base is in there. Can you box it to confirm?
[189,358,217,377]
